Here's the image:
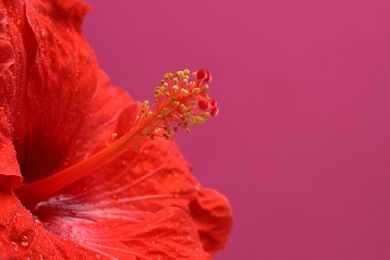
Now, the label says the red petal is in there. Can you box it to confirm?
[14,0,135,183]
[33,135,232,256]
[0,0,34,187]
[0,0,134,186]
[0,192,212,259]
[0,108,22,188]
[0,192,113,259]
[190,188,233,254]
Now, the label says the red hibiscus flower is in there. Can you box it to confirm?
[0,0,232,259]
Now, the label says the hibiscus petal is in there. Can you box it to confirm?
[1,192,212,259]
[0,108,22,188]
[190,188,233,254]
[0,192,114,259]
[33,135,232,256]
[17,0,137,183]
[0,0,36,187]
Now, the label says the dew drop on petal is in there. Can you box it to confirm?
[111,195,118,202]
[20,235,29,247]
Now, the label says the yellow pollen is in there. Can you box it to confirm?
[180,89,189,95]
[192,88,200,93]
[164,72,173,79]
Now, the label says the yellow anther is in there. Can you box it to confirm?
[183,79,189,86]
[173,101,180,106]
[164,72,173,79]
[173,77,179,85]
[176,71,184,78]
[192,88,200,93]
[202,85,209,91]
[194,116,206,124]
[202,112,212,119]
[180,89,189,95]
[145,128,151,136]
[180,104,188,111]
[183,69,190,75]
[145,111,153,117]
[154,127,161,133]
[172,85,179,92]
[158,107,169,118]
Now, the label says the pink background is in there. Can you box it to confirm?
[83,1,390,259]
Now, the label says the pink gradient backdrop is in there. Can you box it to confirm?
[83,1,390,259]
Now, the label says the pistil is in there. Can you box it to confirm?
[15,69,218,210]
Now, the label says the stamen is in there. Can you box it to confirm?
[15,69,219,210]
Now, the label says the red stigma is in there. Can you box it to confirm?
[196,69,212,83]
[198,100,209,110]
[211,106,219,116]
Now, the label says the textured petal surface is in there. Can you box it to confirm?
[34,135,231,257]
[0,0,133,185]
[0,192,100,259]
[0,0,32,187]
[190,188,233,254]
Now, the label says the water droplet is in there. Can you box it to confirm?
[40,29,47,37]
[111,195,118,202]
[20,235,29,247]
